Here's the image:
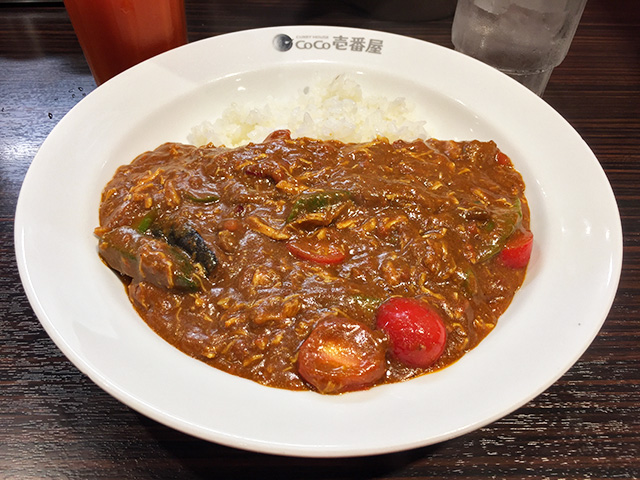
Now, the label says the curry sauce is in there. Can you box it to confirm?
[96,130,531,393]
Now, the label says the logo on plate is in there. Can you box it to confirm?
[272,33,384,54]
[273,34,293,52]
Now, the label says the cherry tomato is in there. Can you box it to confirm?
[375,297,446,368]
[499,230,534,268]
[496,150,511,166]
[297,317,386,394]
[286,238,346,265]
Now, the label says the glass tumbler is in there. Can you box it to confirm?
[451,0,587,95]
[64,0,188,86]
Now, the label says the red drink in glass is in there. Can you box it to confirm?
[64,0,187,85]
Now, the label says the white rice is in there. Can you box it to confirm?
[187,74,428,148]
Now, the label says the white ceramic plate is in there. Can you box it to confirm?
[15,26,622,457]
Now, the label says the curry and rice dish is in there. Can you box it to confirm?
[95,130,533,394]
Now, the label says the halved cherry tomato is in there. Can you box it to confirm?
[499,230,534,268]
[375,297,446,368]
[286,238,346,265]
[297,317,386,394]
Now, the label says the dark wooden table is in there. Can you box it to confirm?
[1,1,639,478]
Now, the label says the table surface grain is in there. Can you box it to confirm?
[1,1,639,478]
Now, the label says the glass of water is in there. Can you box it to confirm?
[451,0,587,95]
